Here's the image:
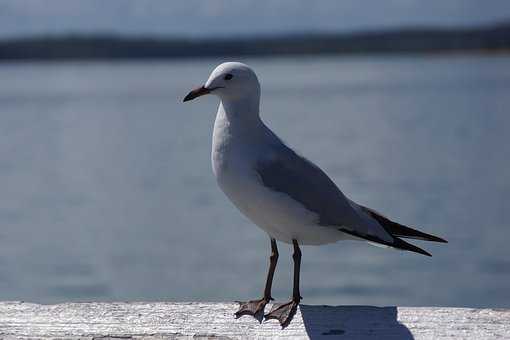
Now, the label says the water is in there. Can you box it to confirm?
[0,55,509,307]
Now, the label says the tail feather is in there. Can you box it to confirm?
[359,205,447,243]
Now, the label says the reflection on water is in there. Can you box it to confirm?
[0,55,509,307]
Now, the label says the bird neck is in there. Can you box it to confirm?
[218,95,262,129]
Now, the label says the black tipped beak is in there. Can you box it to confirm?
[183,85,210,102]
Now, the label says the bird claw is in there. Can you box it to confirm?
[264,299,300,328]
[234,298,270,321]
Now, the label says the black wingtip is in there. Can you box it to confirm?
[358,205,448,244]
[415,233,448,243]
[393,237,432,257]
[338,227,433,257]
[412,229,448,243]
[434,237,448,243]
[414,247,432,257]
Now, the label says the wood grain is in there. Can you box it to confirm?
[0,302,509,339]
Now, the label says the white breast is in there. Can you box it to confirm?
[211,108,348,245]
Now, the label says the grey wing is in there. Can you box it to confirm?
[255,145,393,243]
[255,147,437,255]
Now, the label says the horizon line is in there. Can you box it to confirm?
[1,18,509,42]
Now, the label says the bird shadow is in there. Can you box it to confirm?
[298,305,414,339]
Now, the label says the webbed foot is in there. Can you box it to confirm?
[234,298,271,321]
[264,298,300,328]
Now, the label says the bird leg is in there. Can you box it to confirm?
[265,239,302,328]
[235,238,278,320]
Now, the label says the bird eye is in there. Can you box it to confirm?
[224,74,233,80]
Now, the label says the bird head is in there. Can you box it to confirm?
[183,62,260,103]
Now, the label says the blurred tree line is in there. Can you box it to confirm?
[0,21,509,61]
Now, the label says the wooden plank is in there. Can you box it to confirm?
[0,302,509,339]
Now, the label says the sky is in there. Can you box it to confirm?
[1,0,510,38]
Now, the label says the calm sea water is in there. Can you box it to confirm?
[0,55,509,307]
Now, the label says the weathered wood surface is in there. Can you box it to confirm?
[0,302,509,339]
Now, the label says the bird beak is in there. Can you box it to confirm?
[183,85,210,102]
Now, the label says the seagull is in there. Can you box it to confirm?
[183,62,447,327]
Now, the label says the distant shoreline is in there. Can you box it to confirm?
[1,21,509,62]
